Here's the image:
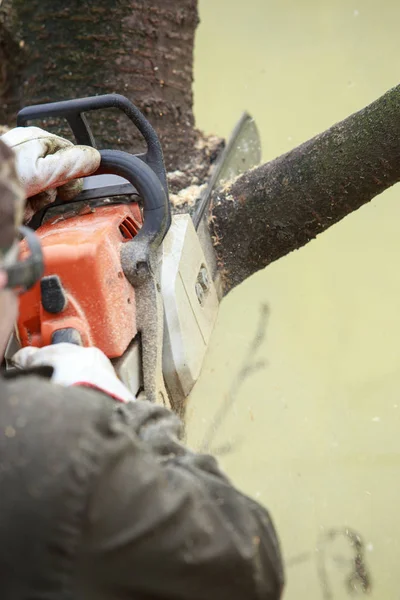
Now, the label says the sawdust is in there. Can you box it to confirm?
[166,132,224,216]
[195,134,222,153]
[166,131,224,198]
[167,170,187,189]
[170,183,207,209]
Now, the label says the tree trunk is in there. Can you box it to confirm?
[0,3,24,122]
[0,0,221,191]
[211,84,400,294]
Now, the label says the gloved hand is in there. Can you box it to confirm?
[11,343,135,403]
[1,126,101,223]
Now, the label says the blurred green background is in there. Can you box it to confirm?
[186,1,400,597]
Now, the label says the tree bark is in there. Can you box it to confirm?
[0,2,23,120]
[211,84,400,294]
[0,0,221,190]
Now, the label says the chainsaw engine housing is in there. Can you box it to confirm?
[17,202,142,358]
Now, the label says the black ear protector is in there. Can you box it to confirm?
[4,226,44,292]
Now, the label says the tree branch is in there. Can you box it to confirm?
[210,84,400,294]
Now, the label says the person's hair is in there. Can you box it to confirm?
[0,140,24,255]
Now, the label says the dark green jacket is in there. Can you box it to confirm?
[0,373,284,599]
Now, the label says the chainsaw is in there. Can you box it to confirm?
[4,94,261,411]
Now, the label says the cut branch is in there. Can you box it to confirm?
[210,84,400,294]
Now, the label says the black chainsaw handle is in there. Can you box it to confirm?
[95,149,171,249]
[16,94,168,194]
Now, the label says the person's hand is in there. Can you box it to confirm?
[1,126,101,223]
[11,343,135,403]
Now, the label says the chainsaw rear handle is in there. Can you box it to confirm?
[16,93,168,194]
[95,149,171,249]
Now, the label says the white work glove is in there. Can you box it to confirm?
[11,343,134,403]
[1,126,101,223]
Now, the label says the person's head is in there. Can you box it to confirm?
[0,139,26,358]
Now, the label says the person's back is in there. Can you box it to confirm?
[0,371,283,599]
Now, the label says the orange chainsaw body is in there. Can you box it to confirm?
[17,203,142,358]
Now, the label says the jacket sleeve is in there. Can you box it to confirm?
[79,400,284,599]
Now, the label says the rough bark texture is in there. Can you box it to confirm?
[0,3,23,116]
[0,0,221,192]
[211,84,400,294]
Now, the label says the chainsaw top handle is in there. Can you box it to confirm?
[17,94,172,253]
[16,93,168,195]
